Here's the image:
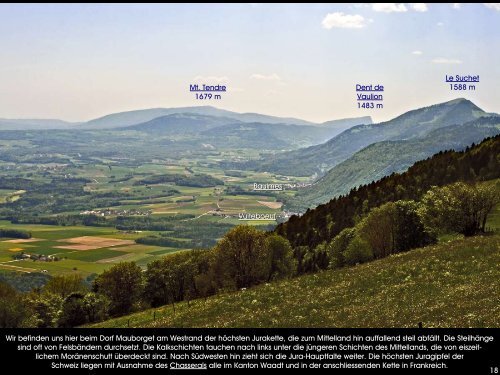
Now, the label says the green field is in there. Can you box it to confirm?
[0,165,300,278]
[0,222,168,277]
[0,145,307,284]
[0,145,308,278]
[89,234,500,328]
[0,189,25,203]
[0,154,298,220]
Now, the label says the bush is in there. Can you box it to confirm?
[266,234,296,280]
[43,274,87,298]
[357,200,435,258]
[344,236,373,266]
[58,292,87,327]
[419,182,500,236]
[327,227,357,269]
[0,282,29,328]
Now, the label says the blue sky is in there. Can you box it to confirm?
[0,3,499,122]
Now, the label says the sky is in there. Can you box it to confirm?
[0,3,499,123]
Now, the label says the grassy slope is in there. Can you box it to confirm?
[90,233,500,328]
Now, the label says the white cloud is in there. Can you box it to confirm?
[322,12,369,29]
[437,22,444,26]
[371,3,429,13]
[371,3,408,12]
[483,3,500,10]
[250,73,281,81]
[193,75,228,83]
[410,3,428,12]
[412,50,423,55]
[431,58,462,64]
[452,3,462,9]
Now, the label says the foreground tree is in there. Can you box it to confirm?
[43,274,87,298]
[93,262,143,316]
[211,226,294,289]
[357,202,397,259]
[144,251,198,307]
[393,200,436,251]
[82,292,109,323]
[58,292,87,327]
[265,234,296,281]
[26,292,63,328]
[357,200,435,258]
[327,227,357,269]
[58,291,109,327]
[302,242,329,273]
[419,182,500,236]
[343,236,373,266]
[213,226,270,289]
[0,282,29,328]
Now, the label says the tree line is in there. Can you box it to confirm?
[133,173,224,188]
[0,226,295,327]
[1,136,498,327]
[1,178,497,327]
[0,228,31,239]
[277,135,500,249]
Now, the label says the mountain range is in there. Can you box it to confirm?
[290,115,500,210]
[82,106,316,129]
[0,118,79,130]
[276,134,500,249]
[254,98,495,177]
[0,107,372,146]
[113,112,370,149]
[124,113,241,134]
[1,99,498,213]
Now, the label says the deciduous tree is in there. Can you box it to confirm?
[93,262,143,316]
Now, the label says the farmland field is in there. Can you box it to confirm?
[0,221,167,277]
[0,142,309,279]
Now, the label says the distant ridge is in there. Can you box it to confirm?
[291,115,500,210]
[318,116,373,138]
[82,106,316,129]
[277,134,500,249]
[124,113,241,134]
[321,116,372,127]
[119,113,367,149]
[0,118,79,130]
[254,98,495,176]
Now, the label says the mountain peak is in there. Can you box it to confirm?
[443,97,481,110]
[446,97,471,104]
[258,98,497,178]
